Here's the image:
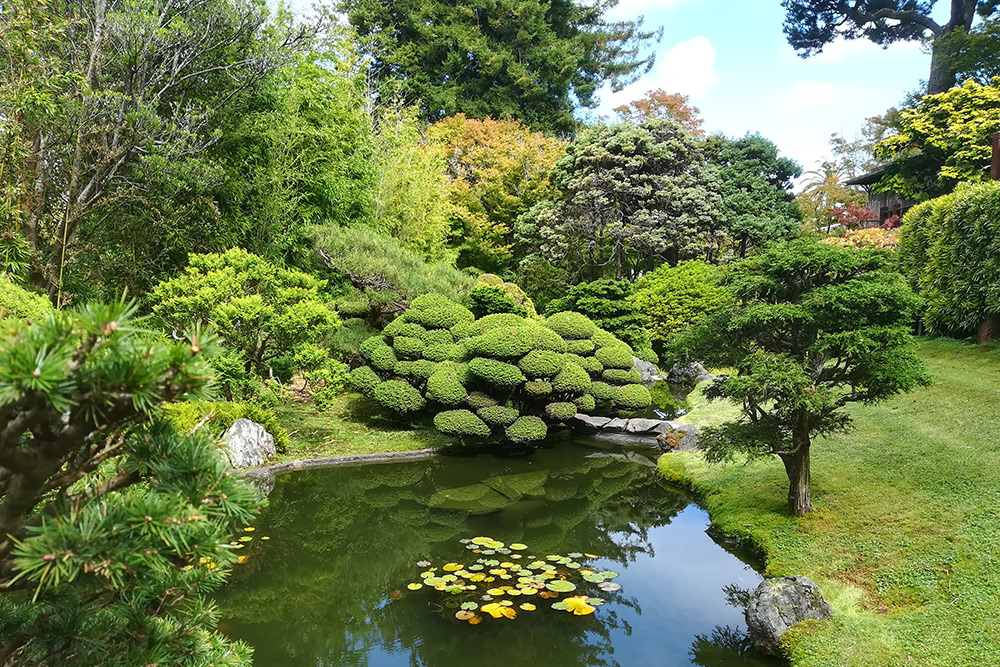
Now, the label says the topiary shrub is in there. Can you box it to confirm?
[595,345,634,369]
[566,339,596,355]
[467,273,538,318]
[477,405,520,427]
[506,416,547,443]
[544,279,655,360]
[434,409,492,437]
[374,380,426,413]
[524,380,553,396]
[602,368,642,385]
[545,402,577,421]
[552,362,591,393]
[613,384,652,410]
[426,369,469,405]
[545,311,599,339]
[469,357,527,387]
[348,365,382,396]
[518,350,566,377]
[393,336,426,359]
[357,293,647,446]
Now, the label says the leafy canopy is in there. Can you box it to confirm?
[342,0,661,133]
[0,301,259,665]
[677,239,929,516]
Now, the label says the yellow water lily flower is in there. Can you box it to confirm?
[562,596,595,616]
[237,555,249,564]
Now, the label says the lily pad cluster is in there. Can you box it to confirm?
[349,293,652,444]
[397,536,621,625]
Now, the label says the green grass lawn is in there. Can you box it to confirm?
[658,338,1000,666]
[271,393,451,463]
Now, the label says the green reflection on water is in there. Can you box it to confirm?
[216,443,782,667]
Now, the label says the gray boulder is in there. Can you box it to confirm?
[667,361,714,386]
[745,576,832,656]
[221,418,276,468]
[632,357,664,387]
[573,414,612,429]
[654,421,701,451]
[625,418,663,434]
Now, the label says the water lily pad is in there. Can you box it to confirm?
[545,580,577,593]
[416,560,431,567]
[461,602,479,611]
[499,600,513,607]
[584,553,598,559]
[598,570,620,579]
[442,563,463,572]
[459,538,471,544]
[587,597,605,606]
[407,583,423,591]
[510,543,528,551]
[486,588,507,596]
[546,555,562,561]
[563,596,595,616]
[471,537,494,546]
[520,603,536,611]
[598,581,621,592]
[455,610,476,621]
[482,549,495,555]
[568,552,582,558]
[518,588,536,596]
[469,564,484,571]
[566,562,581,569]
[551,602,569,610]
[583,573,605,583]
[468,615,482,625]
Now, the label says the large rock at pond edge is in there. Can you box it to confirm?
[667,361,714,386]
[221,418,276,468]
[632,357,664,387]
[745,576,833,656]
[574,414,612,429]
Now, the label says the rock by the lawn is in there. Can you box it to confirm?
[654,422,701,451]
[632,357,664,387]
[574,414,612,429]
[667,361,715,386]
[604,417,629,430]
[745,576,832,656]
[221,418,276,468]
[625,418,663,434]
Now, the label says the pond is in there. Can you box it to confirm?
[217,442,782,667]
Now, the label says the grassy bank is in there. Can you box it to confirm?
[271,393,451,463]
[658,338,1000,666]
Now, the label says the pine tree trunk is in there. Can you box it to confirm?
[780,413,813,516]
[928,37,959,95]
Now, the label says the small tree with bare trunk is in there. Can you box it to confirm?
[674,238,929,516]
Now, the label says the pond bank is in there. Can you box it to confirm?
[655,339,1000,667]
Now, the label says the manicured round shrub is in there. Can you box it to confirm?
[424,329,454,346]
[574,394,596,412]
[348,365,381,396]
[374,380,426,413]
[590,381,614,402]
[566,339,596,355]
[566,353,603,374]
[360,335,388,356]
[595,345,634,369]
[366,343,397,371]
[475,313,527,332]
[467,391,498,410]
[552,362,591,393]
[545,402,577,421]
[469,357,527,388]
[466,323,566,358]
[613,384,652,410]
[467,285,528,318]
[423,343,463,361]
[545,311,599,340]
[590,329,619,348]
[524,381,552,397]
[506,416,548,443]
[602,368,642,385]
[438,361,471,384]
[451,320,481,340]
[518,350,566,378]
[407,294,475,329]
[434,410,491,437]
[411,360,439,379]
[426,369,468,405]
[393,335,426,358]
[477,405,520,427]
[393,360,416,377]
[385,321,428,340]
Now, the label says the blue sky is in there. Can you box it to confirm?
[592,0,947,175]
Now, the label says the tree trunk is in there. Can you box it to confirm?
[978,315,1000,343]
[928,36,959,94]
[779,412,813,516]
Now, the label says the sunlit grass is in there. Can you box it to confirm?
[659,338,1000,666]
[272,393,450,462]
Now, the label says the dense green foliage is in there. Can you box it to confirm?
[630,261,729,350]
[466,273,538,318]
[0,277,52,321]
[151,249,340,399]
[0,302,258,665]
[874,79,1000,200]
[704,134,803,258]
[527,119,723,280]
[341,0,660,134]
[898,181,1000,336]
[544,280,656,362]
[678,239,929,516]
[350,294,649,444]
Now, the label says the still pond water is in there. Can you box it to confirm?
[217,442,781,667]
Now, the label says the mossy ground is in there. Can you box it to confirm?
[658,339,1000,666]
[271,393,450,463]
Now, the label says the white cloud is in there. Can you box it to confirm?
[778,37,924,64]
[773,80,856,112]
